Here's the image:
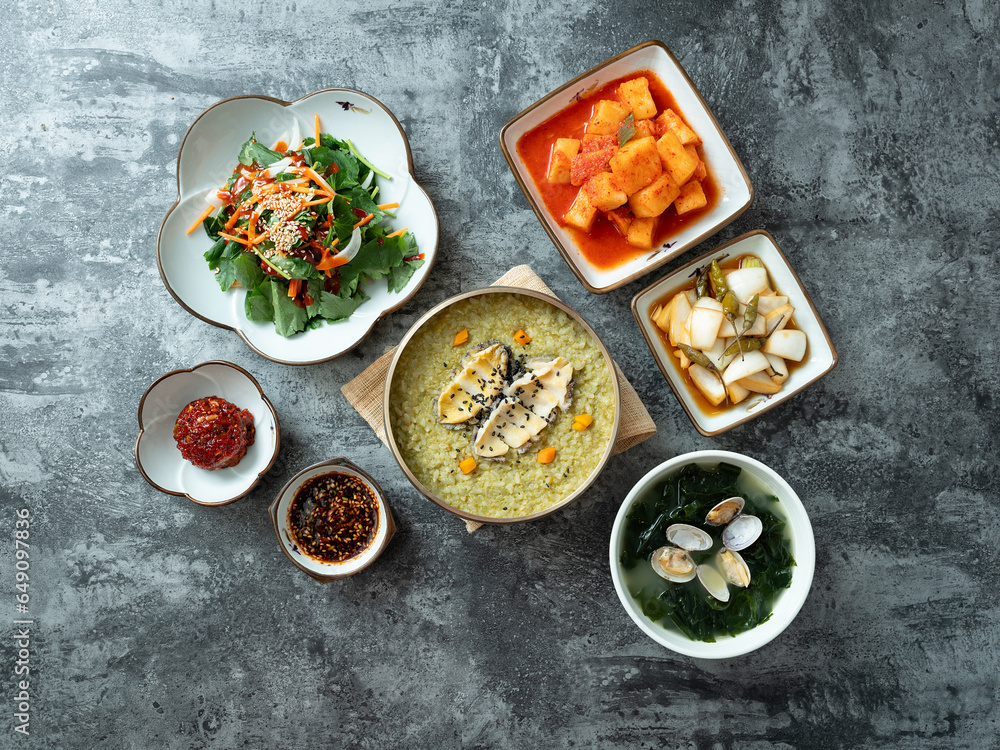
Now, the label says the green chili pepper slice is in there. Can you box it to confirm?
[678,343,718,371]
[709,260,728,299]
[743,293,759,332]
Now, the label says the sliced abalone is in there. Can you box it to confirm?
[473,397,550,459]
[722,514,763,551]
[435,341,510,426]
[504,356,575,421]
[696,563,731,602]
[665,523,713,551]
[705,496,745,526]
[716,549,751,588]
[651,546,696,583]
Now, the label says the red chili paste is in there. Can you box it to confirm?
[173,396,256,470]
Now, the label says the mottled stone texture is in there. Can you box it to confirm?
[0,0,997,747]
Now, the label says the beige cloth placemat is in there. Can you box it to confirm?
[342,264,657,531]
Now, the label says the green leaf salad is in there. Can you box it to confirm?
[192,127,423,337]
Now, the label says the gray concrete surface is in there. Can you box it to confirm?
[1,1,998,747]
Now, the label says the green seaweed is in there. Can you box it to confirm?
[620,463,795,642]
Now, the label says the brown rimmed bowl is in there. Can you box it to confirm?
[134,361,280,505]
[499,40,753,294]
[383,287,621,525]
[268,457,396,582]
[157,88,439,366]
[631,230,839,436]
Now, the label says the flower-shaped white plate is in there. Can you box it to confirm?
[500,40,753,294]
[134,361,280,505]
[158,89,439,365]
[632,230,838,436]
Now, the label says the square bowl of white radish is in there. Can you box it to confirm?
[631,230,838,436]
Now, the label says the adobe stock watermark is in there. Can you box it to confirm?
[12,508,32,737]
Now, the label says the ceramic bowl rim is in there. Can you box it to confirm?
[383,286,622,524]
[608,449,816,659]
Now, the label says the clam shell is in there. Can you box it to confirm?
[650,545,696,583]
[666,523,713,551]
[696,563,730,602]
[723,514,763,551]
[705,496,745,526]
[717,549,751,588]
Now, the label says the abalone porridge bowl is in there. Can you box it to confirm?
[384,287,621,524]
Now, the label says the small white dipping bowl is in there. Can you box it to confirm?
[268,458,395,582]
[608,450,815,659]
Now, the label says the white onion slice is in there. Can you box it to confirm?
[330,227,363,263]
[265,157,293,178]
[204,189,226,208]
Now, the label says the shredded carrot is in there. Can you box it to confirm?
[314,113,321,149]
[537,447,556,464]
[376,202,400,210]
[186,204,215,235]
[317,254,349,271]
[251,226,277,245]
[514,329,531,345]
[453,329,469,347]
[288,279,301,298]
[353,213,375,230]
[302,197,332,207]
[386,226,409,238]
[218,232,250,246]
[459,457,477,474]
[304,166,336,197]
[224,209,243,231]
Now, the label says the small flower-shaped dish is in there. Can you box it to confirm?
[158,88,439,365]
[609,450,816,659]
[632,230,838,436]
[134,361,280,505]
[268,458,395,582]
[500,40,752,294]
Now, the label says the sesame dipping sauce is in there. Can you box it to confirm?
[287,472,380,563]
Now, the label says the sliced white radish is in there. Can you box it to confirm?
[669,293,693,346]
[689,298,724,350]
[718,310,766,338]
[765,353,789,384]
[652,299,673,332]
[669,294,692,346]
[683,289,698,307]
[764,304,795,333]
[764,329,807,361]
[736,371,783,395]
[689,364,727,406]
[722,350,770,385]
[725,267,769,304]
[726,380,751,404]
[756,294,789,315]
[704,336,738,373]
